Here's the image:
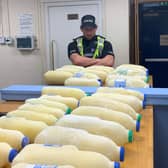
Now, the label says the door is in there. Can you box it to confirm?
[45,1,102,69]
[139,2,168,88]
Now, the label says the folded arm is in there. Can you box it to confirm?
[96,55,115,67]
[70,53,99,67]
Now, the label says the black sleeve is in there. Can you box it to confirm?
[101,40,115,58]
[68,41,79,58]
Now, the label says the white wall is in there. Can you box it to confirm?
[0,0,130,88]
[104,0,130,67]
[0,0,44,88]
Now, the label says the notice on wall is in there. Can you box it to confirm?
[0,0,2,36]
[19,13,33,35]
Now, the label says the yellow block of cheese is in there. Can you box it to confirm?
[105,77,149,88]
[0,117,47,143]
[42,87,86,100]
[56,115,133,145]
[44,70,73,85]
[40,95,78,110]
[7,110,57,126]
[106,74,147,82]
[92,93,143,112]
[116,64,147,71]
[18,104,64,118]
[73,72,100,79]
[86,65,114,73]
[26,98,69,112]
[56,68,79,74]
[35,126,123,161]
[0,142,18,168]
[12,144,118,168]
[82,69,107,83]
[97,87,144,101]
[62,65,84,71]
[12,163,75,168]
[0,128,29,150]
[80,96,138,120]
[64,77,101,87]
[72,106,137,130]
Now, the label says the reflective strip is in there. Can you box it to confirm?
[76,38,84,56]
[93,36,105,59]
[76,36,104,58]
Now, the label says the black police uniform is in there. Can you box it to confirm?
[68,35,114,59]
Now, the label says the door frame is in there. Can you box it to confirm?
[131,0,168,65]
[129,0,140,65]
[40,0,104,70]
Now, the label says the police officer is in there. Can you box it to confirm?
[68,15,115,67]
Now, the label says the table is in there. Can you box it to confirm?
[2,84,168,168]
[0,101,23,115]
[1,85,168,105]
[122,106,153,168]
[0,100,153,168]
